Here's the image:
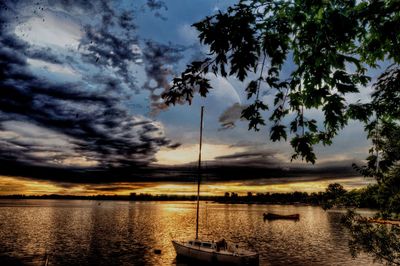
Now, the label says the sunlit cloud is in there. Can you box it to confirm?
[0,176,156,195]
[155,143,246,165]
[15,10,82,48]
[0,176,65,195]
[130,177,376,195]
[28,58,78,76]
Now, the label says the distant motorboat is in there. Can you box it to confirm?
[263,212,300,220]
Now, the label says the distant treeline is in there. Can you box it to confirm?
[129,184,381,209]
[0,194,214,201]
[215,184,380,209]
[0,183,381,208]
[0,194,132,200]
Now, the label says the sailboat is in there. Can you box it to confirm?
[172,106,259,265]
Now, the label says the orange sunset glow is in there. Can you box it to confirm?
[0,175,375,196]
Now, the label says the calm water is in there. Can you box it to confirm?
[0,200,380,266]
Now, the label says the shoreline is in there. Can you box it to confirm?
[0,197,318,205]
[0,195,356,208]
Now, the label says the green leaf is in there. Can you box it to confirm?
[246,80,258,99]
[270,124,287,141]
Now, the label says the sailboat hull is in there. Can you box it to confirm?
[172,241,259,265]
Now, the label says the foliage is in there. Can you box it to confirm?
[347,139,400,265]
[324,129,400,264]
[342,210,400,265]
[376,166,400,215]
[321,183,346,209]
[351,67,400,180]
[335,126,400,265]
[163,0,400,163]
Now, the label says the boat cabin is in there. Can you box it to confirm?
[188,240,216,249]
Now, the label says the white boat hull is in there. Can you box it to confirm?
[172,240,259,265]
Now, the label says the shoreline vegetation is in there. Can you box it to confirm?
[0,183,382,210]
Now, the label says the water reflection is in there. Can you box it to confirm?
[0,200,379,266]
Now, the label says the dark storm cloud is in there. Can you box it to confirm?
[26,47,64,64]
[145,0,168,21]
[47,0,95,11]
[166,142,181,149]
[142,40,186,115]
[0,137,359,185]
[218,103,246,130]
[146,0,168,11]
[79,182,158,192]
[211,148,361,179]
[215,150,278,162]
[177,148,361,182]
[76,1,140,92]
[195,161,359,182]
[0,0,172,180]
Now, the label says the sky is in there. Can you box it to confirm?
[0,0,378,196]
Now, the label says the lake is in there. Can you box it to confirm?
[0,200,380,265]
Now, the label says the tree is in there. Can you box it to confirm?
[321,183,347,209]
[344,122,400,265]
[163,0,400,163]
[342,210,400,265]
[326,183,346,198]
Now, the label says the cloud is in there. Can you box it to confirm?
[76,2,141,92]
[218,103,247,130]
[0,0,174,181]
[142,40,186,115]
[178,23,199,45]
[146,0,168,11]
[215,150,278,161]
[26,47,65,64]
[145,0,168,20]
[150,146,361,184]
[166,142,181,149]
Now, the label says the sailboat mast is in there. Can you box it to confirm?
[195,106,204,240]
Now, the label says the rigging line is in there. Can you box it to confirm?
[204,161,208,231]
[195,106,204,240]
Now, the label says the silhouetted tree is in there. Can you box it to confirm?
[342,210,400,265]
[326,183,346,198]
[322,183,347,209]
[344,124,400,264]
[163,0,400,164]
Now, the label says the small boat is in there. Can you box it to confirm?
[172,107,259,265]
[263,212,300,220]
[173,239,259,265]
